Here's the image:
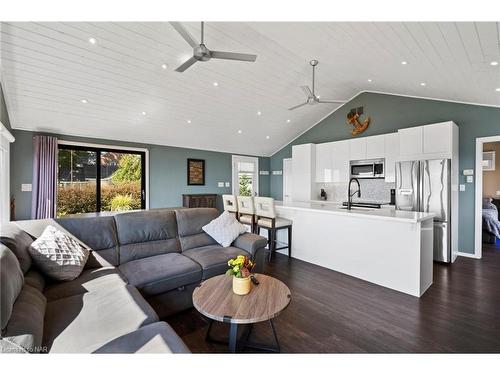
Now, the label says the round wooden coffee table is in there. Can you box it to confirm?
[192,273,291,353]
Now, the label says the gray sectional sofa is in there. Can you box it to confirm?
[0,208,267,354]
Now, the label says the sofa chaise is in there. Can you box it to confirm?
[0,208,267,353]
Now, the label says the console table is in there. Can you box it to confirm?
[182,194,218,208]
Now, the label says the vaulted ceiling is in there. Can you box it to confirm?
[1,22,499,156]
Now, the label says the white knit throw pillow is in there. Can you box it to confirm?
[28,225,89,281]
[202,211,248,247]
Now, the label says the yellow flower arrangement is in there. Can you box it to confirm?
[226,255,254,278]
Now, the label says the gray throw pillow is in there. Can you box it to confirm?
[28,225,90,281]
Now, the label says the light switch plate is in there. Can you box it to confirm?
[463,169,474,176]
[459,184,466,192]
[497,191,500,196]
[225,182,230,187]
[466,175,473,183]
[21,183,32,192]
[217,182,224,187]
[259,170,269,175]
[272,170,282,175]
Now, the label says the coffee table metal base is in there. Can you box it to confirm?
[205,318,280,353]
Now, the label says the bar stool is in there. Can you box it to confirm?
[254,197,292,261]
[222,194,238,218]
[236,196,256,233]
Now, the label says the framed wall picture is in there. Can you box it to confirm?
[187,158,205,185]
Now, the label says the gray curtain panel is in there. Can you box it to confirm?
[31,135,58,219]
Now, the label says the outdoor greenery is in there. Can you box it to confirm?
[111,154,142,183]
[239,173,253,196]
[110,194,134,211]
[57,181,142,217]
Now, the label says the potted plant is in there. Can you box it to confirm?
[226,255,255,295]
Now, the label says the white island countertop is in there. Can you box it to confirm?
[276,201,435,223]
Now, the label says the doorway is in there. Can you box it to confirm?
[232,155,259,196]
[475,136,500,258]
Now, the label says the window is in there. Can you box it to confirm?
[232,155,259,197]
[57,144,146,217]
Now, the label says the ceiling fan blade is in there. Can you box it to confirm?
[169,22,199,48]
[175,56,198,72]
[288,102,309,111]
[317,99,346,104]
[300,85,313,97]
[211,50,257,62]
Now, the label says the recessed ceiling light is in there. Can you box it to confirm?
[490,61,498,66]
[266,135,270,139]
[238,130,243,134]
[420,82,426,86]
[213,82,219,87]
[496,88,500,92]
[141,111,147,116]
[80,99,88,104]
[161,63,168,69]
[257,111,262,116]
[186,120,191,124]
[88,37,97,45]
[401,61,408,65]
[286,119,291,123]
[367,79,372,82]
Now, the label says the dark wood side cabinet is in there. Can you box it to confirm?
[182,194,218,208]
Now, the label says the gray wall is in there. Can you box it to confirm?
[270,91,500,254]
[10,129,270,220]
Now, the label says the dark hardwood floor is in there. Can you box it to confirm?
[166,245,500,353]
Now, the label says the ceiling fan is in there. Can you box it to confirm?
[289,60,346,110]
[169,22,257,72]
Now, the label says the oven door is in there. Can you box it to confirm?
[350,163,374,178]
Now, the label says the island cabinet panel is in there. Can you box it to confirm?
[276,203,434,297]
[366,135,385,159]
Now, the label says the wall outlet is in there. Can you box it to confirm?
[459,184,466,192]
[217,182,224,187]
[21,183,32,192]
[225,182,230,187]
[463,169,474,176]
[466,175,474,183]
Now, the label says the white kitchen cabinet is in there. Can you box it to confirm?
[331,140,350,183]
[423,122,453,155]
[292,143,316,201]
[366,135,386,159]
[398,126,423,158]
[315,142,334,183]
[384,133,399,182]
[349,138,367,160]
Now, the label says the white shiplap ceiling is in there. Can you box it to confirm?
[1,22,499,156]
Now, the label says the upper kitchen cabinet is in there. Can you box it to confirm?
[349,138,366,160]
[315,142,334,183]
[366,135,385,159]
[423,122,454,155]
[398,121,458,161]
[384,133,399,182]
[398,126,423,158]
[292,143,316,201]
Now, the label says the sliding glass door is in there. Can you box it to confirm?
[57,145,145,217]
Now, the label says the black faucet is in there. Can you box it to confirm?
[347,178,361,210]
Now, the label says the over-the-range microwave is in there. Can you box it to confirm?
[349,158,385,179]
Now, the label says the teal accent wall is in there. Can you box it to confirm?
[270,91,500,254]
[10,129,270,220]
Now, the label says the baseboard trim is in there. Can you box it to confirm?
[457,252,481,259]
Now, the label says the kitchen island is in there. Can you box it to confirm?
[275,201,435,297]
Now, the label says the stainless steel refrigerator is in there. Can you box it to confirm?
[395,159,451,263]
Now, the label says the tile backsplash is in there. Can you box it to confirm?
[315,179,395,203]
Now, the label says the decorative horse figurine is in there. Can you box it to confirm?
[347,112,370,136]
